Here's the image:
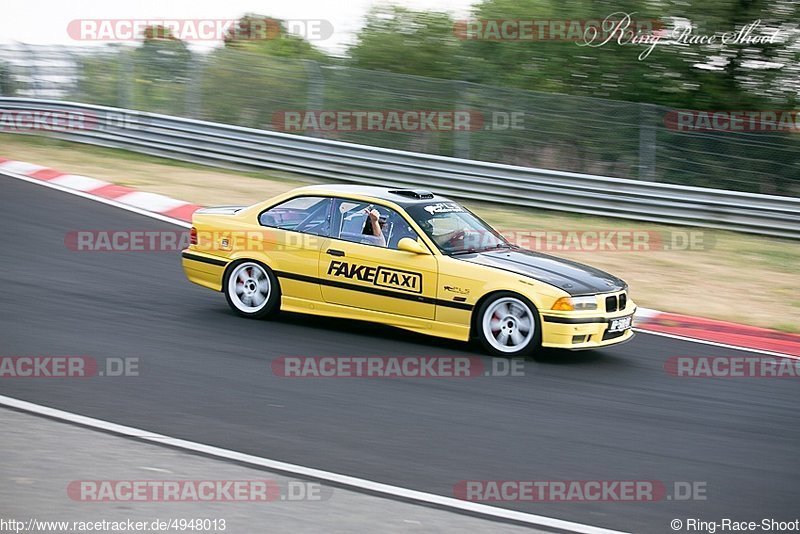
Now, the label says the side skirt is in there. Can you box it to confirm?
[280,296,471,343]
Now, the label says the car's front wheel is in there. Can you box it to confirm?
[224,261,280,319]
[476,292,540,357]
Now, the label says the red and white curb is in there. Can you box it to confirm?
[2,157,799,359]
[0,157,201,222]
[634,309,800,358]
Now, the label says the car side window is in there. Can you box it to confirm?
[259,196,332,236]
[331,199,420,250]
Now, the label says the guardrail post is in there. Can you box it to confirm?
[65,49,79,100]
[454,80,470,159]
[22,44,39,96]
[0,59,14,96]
[304,60,324,138]
[118,49,132,110]
[185,53,203,119]
[639,103,657,181]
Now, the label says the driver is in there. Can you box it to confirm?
[419,215,465,249]
[362,208,387,247]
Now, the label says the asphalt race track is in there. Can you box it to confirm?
[1,173,798,533]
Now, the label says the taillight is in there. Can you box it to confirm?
[190,227,197,245]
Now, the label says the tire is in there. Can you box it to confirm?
[475,292,541,357]
[223,261,280,319]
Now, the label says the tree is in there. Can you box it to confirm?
[346,0,799,110]
[348,6,462,79]
[128,25,193,112]
[222,14,328,61]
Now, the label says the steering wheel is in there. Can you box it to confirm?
[443,230,467,249]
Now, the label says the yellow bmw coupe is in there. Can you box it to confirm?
[181,185,635,356]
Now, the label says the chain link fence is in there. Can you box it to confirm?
[1,44,797,196]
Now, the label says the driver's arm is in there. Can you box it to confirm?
[368,209,387,247]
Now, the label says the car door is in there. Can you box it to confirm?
[258,195,332,302]
[318,198,438,320]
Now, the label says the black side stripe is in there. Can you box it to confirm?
[275,271,473,311]
[180,253,473,311]
[181,251,228,267]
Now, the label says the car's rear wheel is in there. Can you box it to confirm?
[224,261,280,319]
[477,292,540,357]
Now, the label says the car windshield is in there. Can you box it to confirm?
[405,201,511,255]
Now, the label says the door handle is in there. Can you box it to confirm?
[326,249,345,257]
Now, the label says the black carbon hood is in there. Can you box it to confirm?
[456,248,627,296]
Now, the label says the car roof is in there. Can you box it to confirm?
[289,184,456,207]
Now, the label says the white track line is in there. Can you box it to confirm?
[0,395,628,534]
[2,171,191,228]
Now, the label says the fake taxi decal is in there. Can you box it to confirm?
[327,260,422,294]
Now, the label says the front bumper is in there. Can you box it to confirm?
[539,305,637,350]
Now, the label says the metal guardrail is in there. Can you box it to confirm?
[2,97,799,239]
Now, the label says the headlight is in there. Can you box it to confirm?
[551,296,597,311]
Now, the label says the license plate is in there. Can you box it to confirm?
[608,316,632,333]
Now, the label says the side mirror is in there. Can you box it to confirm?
[397,237,429,255]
